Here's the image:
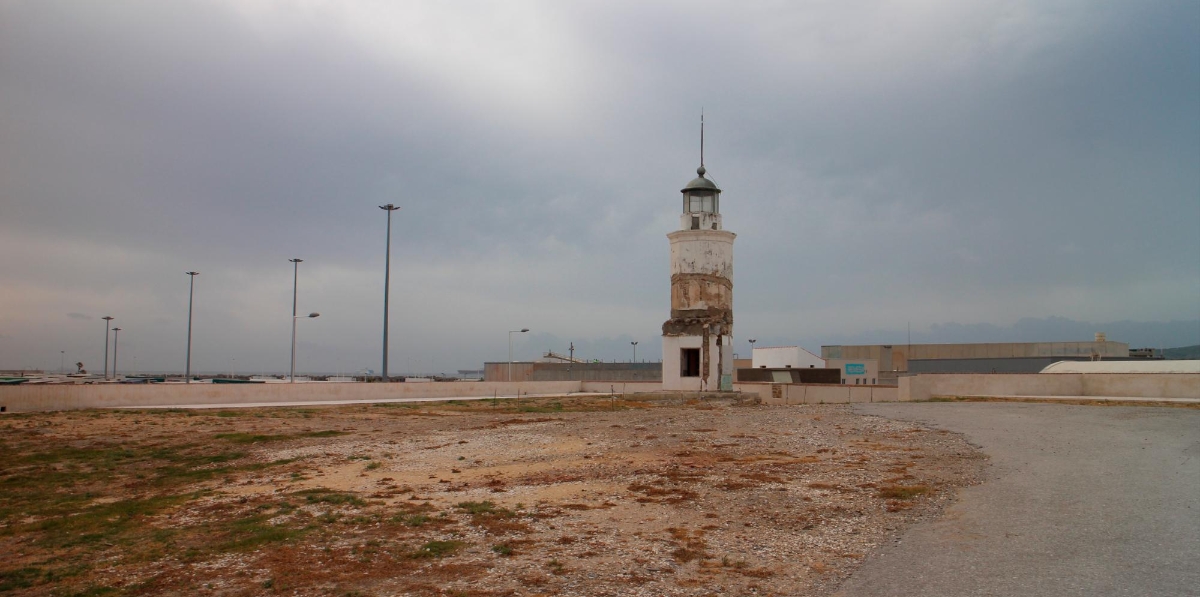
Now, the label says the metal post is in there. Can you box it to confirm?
[289,259,302,383]
[102,316,114,380]
[60,351,64,374]
[379,204,400,382]
[291,311,320,382]
[111,328,121,378]
[631,341,638,362]
[186,272,198,383]
[508,328,529,382]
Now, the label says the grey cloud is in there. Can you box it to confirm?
[0,0,1196,373]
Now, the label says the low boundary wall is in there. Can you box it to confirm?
[0,379,908,413]
[734,383,899,405]
[0,381,583,413]
[901,373,1200,401]
[581,381,664,394]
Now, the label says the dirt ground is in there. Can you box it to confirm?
[0,395,987,596]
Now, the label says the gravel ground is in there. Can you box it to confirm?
[0,396,987,596]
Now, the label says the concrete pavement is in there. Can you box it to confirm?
[837,402,1200,597]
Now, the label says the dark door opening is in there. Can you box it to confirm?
[681,348,700,377]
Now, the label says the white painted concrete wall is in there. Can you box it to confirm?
[668,230,735,281]
[662,335,728,391]
[751,347,824,369]
[679,211,723,231]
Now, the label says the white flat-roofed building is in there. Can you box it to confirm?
[751,346,824,370]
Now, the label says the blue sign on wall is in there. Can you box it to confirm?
[845,363,866,375]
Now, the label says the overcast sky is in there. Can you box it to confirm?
[2,0,1197,375]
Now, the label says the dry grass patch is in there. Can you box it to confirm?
[877,484,931,500]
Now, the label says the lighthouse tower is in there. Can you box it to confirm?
[662,124,735,391]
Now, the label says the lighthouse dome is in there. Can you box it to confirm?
[681,166,720,193]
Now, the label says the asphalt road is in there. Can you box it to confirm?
[836,402,1200,597]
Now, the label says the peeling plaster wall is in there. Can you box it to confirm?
[662,229,735,391]
[662,332,730,391]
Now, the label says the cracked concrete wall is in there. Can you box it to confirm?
[662,229,735,391]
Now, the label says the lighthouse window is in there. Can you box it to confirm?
[689,195,702,212]
[702,195,713,212]
[681,349,700,377]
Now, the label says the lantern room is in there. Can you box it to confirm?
[680,165,723,231]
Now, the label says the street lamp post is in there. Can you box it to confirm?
[288,259,303,383]
[631,341,638,362]
[291,312,320,382]
[748,339,756,365]
[379,204,400,382]
[60,351,65,374]
[508,328,529,382]
[185,272,198,383]
[111,328,122,379]
[102,316,114,380]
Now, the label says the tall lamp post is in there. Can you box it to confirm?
[291,312,320,382]
[60,351,65,374]
[288,259,303,383]
[111,328,122,379]
[379,204,400,382]
[508,328,529,382]
[748,338,756,365]
[185,272,199,383]
[631,341,638,362]
[102,316,114,379]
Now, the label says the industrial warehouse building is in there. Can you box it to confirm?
[822,334,1142,385]
[485,335,1148,386]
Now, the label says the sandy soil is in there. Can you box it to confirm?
[0,395,987,596]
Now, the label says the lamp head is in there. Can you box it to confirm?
[308,313,320,318]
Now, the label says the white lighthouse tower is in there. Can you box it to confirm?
[662,121,735,391]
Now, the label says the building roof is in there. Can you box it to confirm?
[1040,360,1200,374]
[681,166,720,193]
